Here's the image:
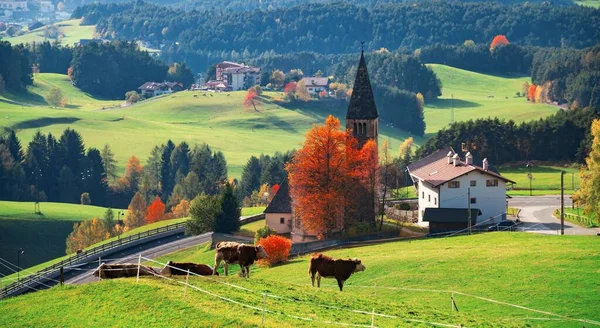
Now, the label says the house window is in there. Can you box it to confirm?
[470,180,476,187]
[422,192,425,199]
[486,179,499,187]
[428,195,431,202]
[434,197,437,205]
[280,217,285,224]
[448,181,460,188]
[470,198,477,204]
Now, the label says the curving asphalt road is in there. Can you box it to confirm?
[508,196,598,235]
[66,232,214,285]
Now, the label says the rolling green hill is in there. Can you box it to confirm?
[1,79,413,178]
[4,19,95,46]
[1,233,598,327]
[423,64,558,134]
[1,65,559,177]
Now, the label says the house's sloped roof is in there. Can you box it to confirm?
[223,66,260,74]
[346,51,378,120]
[302,77,329,87]
[138,81,181,91]
[216,61,245,69]
[264,179,291,214]
[407,148,515,187]
[423,208,482,223]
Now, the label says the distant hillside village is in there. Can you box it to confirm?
[137,60,332,99]
[0,0,69,23]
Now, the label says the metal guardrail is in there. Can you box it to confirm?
[0,221,187,299]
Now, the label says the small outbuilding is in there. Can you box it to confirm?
[264,179,292,234]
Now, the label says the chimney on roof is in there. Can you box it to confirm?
[483,158,489,171]
[452,154,459,167]
[447,151,453,165]
[465,152,473,165]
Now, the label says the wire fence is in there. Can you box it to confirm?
[140,256,463,328]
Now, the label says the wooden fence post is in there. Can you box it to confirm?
[184,270,190,298]
[136,254,142,283]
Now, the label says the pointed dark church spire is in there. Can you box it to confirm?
[346,47,378,120]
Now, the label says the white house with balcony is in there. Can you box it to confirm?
[215,61,261,91]
[407,148,514,230]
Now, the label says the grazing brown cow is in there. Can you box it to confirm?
[92,263,158,279]
[160,261,218,276]
[308,253,366,291]
[214,241,267,278]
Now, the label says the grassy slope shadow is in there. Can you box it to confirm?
[0,220,75,276]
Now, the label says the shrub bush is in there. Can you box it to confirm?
[399,203,411,211]
[258,235,291,267]
[255,225,276,243]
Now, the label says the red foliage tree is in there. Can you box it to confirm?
[490,35,510,52]
[258,235,292,266]
[271,184,280,196]
[146,196,166,224]
[284,81,297,94]
[287,115,378,237]
[243,87,261,112]
[528,84,537,102]
[318,90,328,98]
[67,66,73,81]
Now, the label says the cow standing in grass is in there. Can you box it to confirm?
[214,241,267,278]
[308,253,366,291]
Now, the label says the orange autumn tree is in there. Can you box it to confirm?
[243,87,262,112]
[528,84,537,102]
[146,196,166,223]
[490,35,510,52]
[287,115,378,237]
[66,217,111,253]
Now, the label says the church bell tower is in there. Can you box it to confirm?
[346,46,379,148]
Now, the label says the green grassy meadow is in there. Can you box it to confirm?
[498,164,581,195]
[5,19,95,46]
[1,78,412,177]
[424,64,558,134]
[1,65,560,177]
[2,233,598,327]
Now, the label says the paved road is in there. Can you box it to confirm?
[508,196,598,235]
[66,232,213,285]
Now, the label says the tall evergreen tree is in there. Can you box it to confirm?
[215,182,240,233]
[240,156,261,197]
[101,144,118,181]
[160,140,176,200]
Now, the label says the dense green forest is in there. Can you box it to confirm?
[416,107,599,165]
[0,129,230,209]
[0,42,33,92]
[72,1,600,72]
[65,0,576,12]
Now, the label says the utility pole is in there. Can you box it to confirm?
[450,94,454,125]
[467,187,471,235]
[561,171,565,235]
[527,163,532,196]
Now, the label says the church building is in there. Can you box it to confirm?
[264,49,379,242]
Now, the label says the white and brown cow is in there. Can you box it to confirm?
[308,253,365,291]
[214,241,267,278]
